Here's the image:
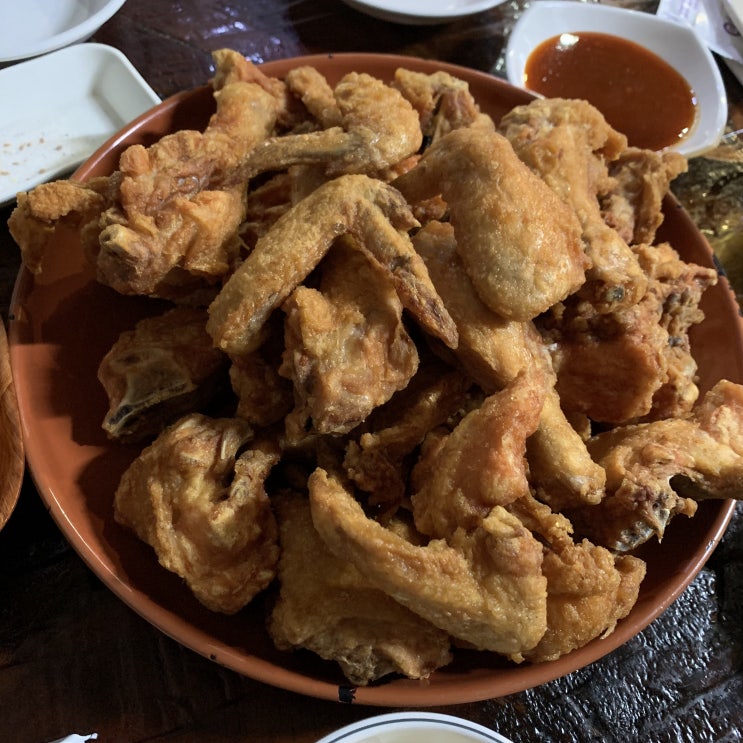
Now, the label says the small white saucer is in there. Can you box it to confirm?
[505,0,727,157]
[315,712,513,743]
[341,0,507,25]
[0,0,126,64]
[0,43,160,205]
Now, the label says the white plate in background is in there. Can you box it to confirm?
[505,0,727,157]
[341,0,506,24]
[0,43,159,205]
[0,0,126,64]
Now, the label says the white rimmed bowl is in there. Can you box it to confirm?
[341,0,507,25]
[0,0,126,64]
[505,0,727,157]
[315,713,513,742]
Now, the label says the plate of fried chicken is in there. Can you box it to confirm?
[6,52,743,706]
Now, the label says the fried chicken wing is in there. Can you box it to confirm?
[392,68,494,143]
[8,176,119,274]
[498,97,649,312]
[10,50,284,303]
[268,492,452,685]
[394,127,588,321]
[98,306,229,442]
[309,468,547,659]
[509,495,645,663]
[280,238,419,440]
[238,71,422,180]
[114,414,280,613]
[413,221,606,508]
[566,381,743,551]
[411,372,546,539]
[206,174,457,356]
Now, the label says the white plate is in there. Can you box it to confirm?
[0,43,160,206]
[341,0,506,24]
[0,0,126,64]
[504,0,727,157]
[315,713,513,743]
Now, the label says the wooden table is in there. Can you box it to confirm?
[2,1,743,741]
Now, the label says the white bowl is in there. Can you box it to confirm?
[0,43,160,205]
[341,0,507,25]
[505,0,727,157]
[315,713,513,743]
[0,0,126,64]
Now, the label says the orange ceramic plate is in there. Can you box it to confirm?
[8,54,741,706]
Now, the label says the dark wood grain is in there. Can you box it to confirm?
[1,2,743,741]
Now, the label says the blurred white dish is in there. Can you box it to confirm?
[0,43,159,205]
[341,0,506,24]
[505,0,727,157]
[0,0,126,64]
[315,713,513,743]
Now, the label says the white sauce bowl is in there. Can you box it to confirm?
[505,0,728,157]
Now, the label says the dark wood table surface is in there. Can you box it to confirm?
[2,1,743,741]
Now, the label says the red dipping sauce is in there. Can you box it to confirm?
[524,31,697,150]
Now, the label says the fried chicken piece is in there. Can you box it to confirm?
[508,495,646,663]
[410,372,547,539]
[10,51,283,303]
[498,97,649,313]
[229,319,293,429]
[544,295,670,423]
[8,176,119,274]
[413,221,606,508]
[97,306,228,442]
[284,65,343,129]
[636,241,717,420]
[206,174,457,356]
[392,68,494,144]
[268,492,452,685]
[94,60,282,301]
[394,127,588,321]
[280,238,419,441]
[238,71,422,180]
[114,414,280,613]
[343,364,473,506]
[542,241,716,424]
[309,468,547,660]
[601,147,687,246]
[566,381,743,552]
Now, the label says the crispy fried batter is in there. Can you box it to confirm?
[411,373,546,538]
[114,414,280,613]
[280,237,419,440]
[602,147,687,246]
[498,97,648,313]
[268,492,452,685]
[568,381,743,551]
[237,71,422,180]
[413,221,605,508]
[206,174,457,356]
[394,127,588,321]
[309,468,547,659]
[509,495,646,663]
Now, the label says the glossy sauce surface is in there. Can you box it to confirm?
[524,31,697,150]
